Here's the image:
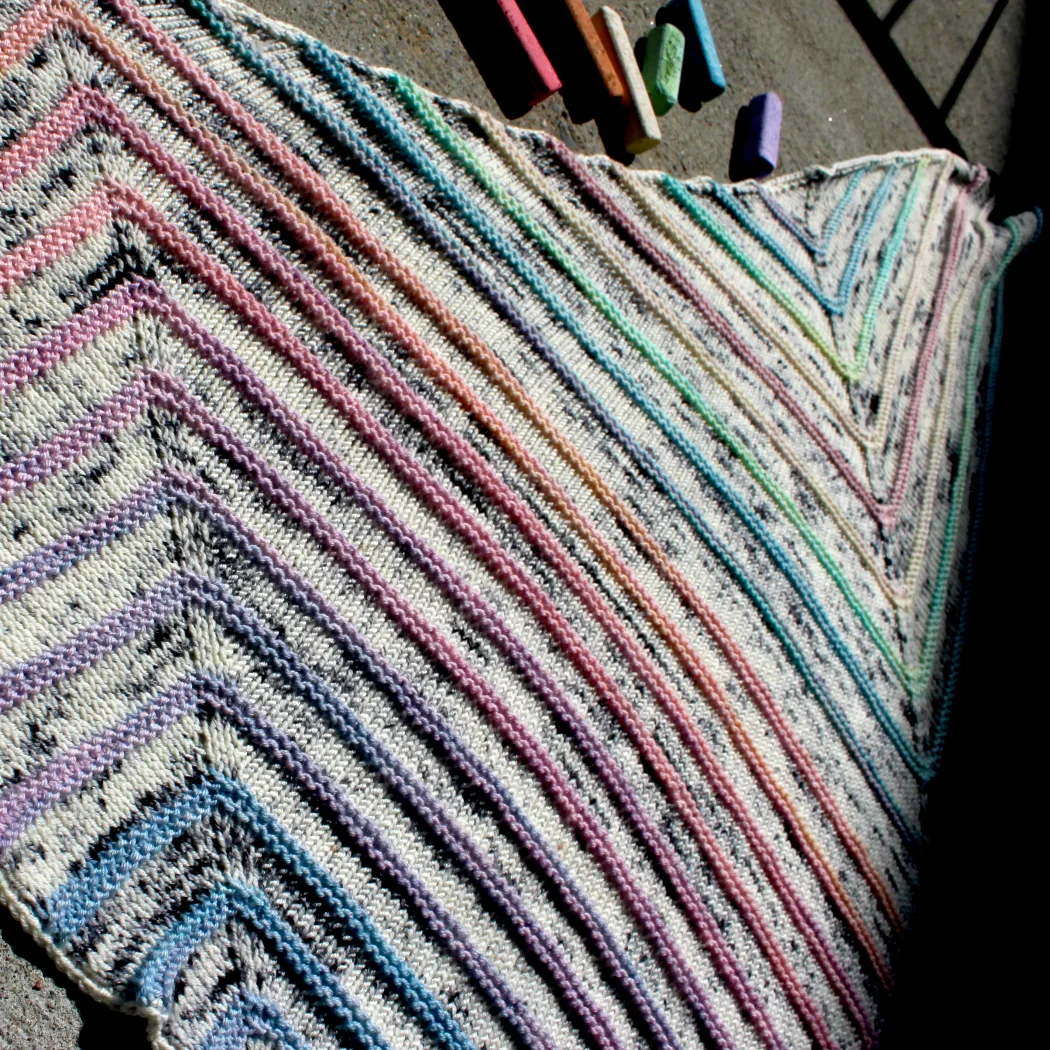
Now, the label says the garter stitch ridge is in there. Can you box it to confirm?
[0,1,1037,1047]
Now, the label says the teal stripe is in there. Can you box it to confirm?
[184,0,917,838]
[755,167,864,259]
[702,163,900,316]
[852,160,928,380]
[818,168,866,258]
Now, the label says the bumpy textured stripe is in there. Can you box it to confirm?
[0,1,1036,1049]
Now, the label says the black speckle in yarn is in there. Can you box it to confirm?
[144,621,174,654]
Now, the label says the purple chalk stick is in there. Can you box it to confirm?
[739,92,782,179]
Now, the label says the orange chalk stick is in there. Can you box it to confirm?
[516,0,624,123]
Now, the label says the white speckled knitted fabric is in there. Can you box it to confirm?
[0,1,1037,1048]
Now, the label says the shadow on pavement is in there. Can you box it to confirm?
[881,2,1045,1047]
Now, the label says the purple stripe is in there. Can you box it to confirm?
[0,485,685,1050]
[0,678,198,848]
[0,673,555,1050]
[0,276,772,1047]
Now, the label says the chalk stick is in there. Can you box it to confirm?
[733,92,782,179]
[437,0,561,119]
[656,0,726,110]
[516,0,624,124]
[641,23,685,117]
[592,7,661,154]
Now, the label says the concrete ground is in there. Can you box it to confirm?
[239,0,1025,177]
[0,1,1029,1048]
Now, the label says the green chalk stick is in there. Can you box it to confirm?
[641,23,685,116]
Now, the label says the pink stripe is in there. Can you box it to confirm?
[0,163,860,1046]
[0,193,110,292]
[1,7,894,997]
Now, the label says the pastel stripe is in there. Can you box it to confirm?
[0,3,1033,1049]
[0,120,870,1042]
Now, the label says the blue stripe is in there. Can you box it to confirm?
[698,162,901,314]
[138,880,389,1050]
[756,166,866,260]
[51,773,473,1050]
[200,992,313,1050]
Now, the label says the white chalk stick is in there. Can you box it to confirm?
[592,7,662,154]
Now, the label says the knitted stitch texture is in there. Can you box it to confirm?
[0,1,1037,1047]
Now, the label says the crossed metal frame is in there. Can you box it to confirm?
[836,0,1012,159]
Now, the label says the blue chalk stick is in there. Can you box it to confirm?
[656,0,726,108]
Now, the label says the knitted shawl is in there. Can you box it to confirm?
[0,1,1037,1048]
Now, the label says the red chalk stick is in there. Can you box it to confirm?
[494,0,563,100]
[438,0,562,119]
